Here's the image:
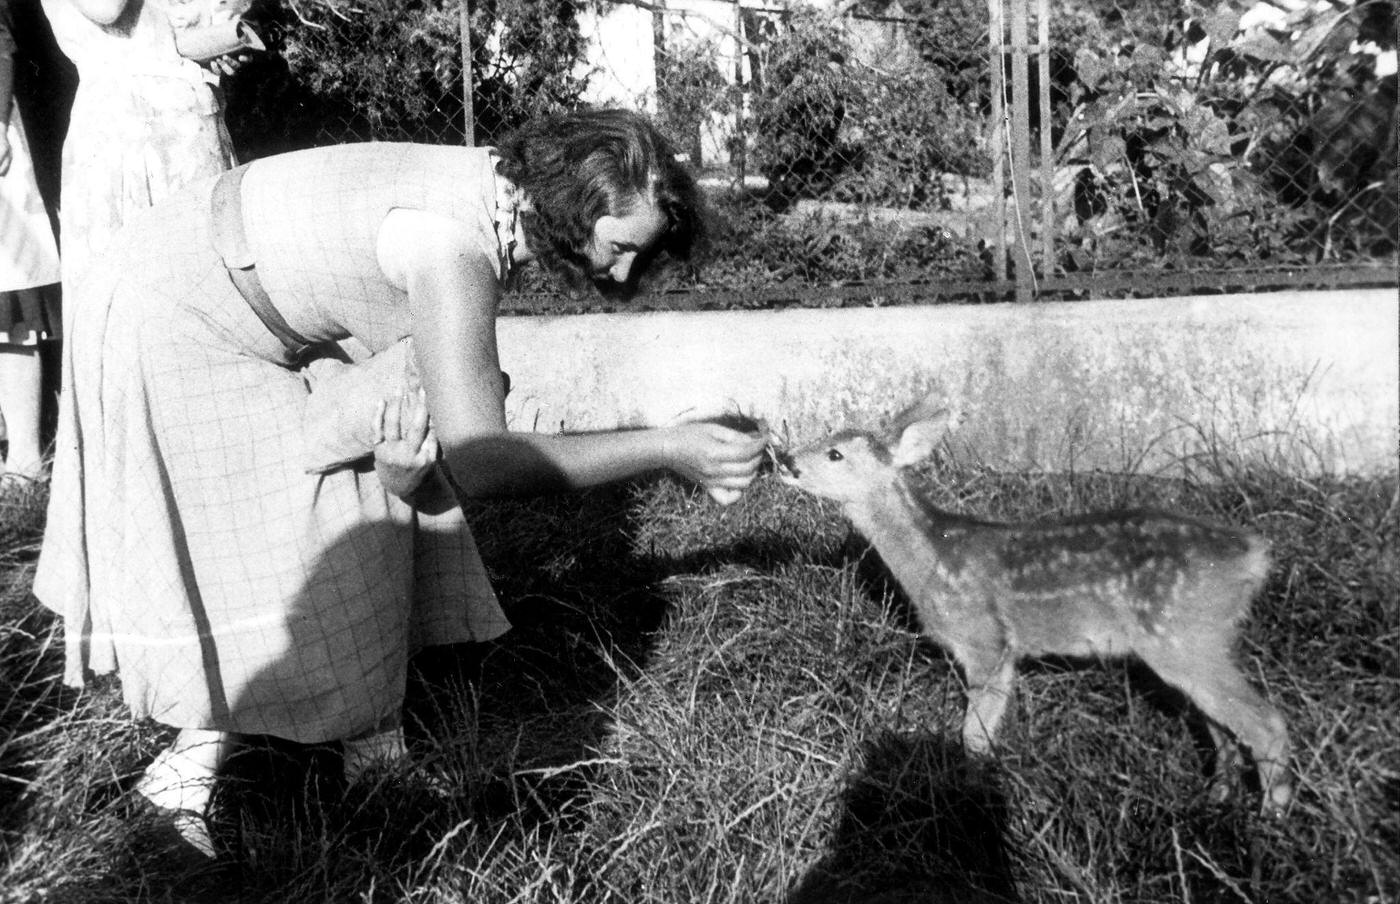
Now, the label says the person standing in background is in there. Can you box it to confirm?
[0,0,63,484]
[39,0,243,288]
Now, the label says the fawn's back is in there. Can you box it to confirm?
[918,502,1271,659]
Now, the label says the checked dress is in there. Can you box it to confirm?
[36,143,516,743]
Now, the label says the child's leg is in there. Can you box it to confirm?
[0,344,45,479]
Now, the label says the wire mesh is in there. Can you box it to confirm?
[1034,0,1397,284]
[223,0,1397,305]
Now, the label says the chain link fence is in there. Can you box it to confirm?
[223,0,1396,307]
[1021,0,1398,296]
[642,0,999,305]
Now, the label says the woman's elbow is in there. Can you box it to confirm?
[441,434,571,499]
[444,466,508,500]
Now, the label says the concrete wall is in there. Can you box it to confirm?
[496,289,1399,477]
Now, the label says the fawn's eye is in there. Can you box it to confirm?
[826,448,844,462]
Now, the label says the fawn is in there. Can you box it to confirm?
[775,403,1293,813]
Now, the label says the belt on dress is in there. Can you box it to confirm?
[210,164,316,362]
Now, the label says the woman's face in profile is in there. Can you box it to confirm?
[584,201,668,290]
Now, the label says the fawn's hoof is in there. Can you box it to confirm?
[1261,779,1294,817]
[1206,774,1236,805]
[961,727,996,757]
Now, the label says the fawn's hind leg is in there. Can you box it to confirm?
[957,648,1018,755]
[1203,720,1247,803]
[1138,643,1292,813]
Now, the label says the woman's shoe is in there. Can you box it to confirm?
[134,747,219,859]
[342,724,409,785]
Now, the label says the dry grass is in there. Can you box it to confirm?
[1,452,1396,903]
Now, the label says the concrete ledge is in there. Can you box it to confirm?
[497,289,1399,477]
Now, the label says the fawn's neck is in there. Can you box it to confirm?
[846,474,970,594]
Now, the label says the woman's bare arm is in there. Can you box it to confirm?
[377,208,767,499]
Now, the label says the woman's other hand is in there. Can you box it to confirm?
[662,420,768,506]
[372,386,440,500]
[203,50,252,77]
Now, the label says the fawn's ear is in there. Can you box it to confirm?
[890,409,951,468]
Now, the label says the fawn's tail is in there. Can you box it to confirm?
[1241,534,1272,587]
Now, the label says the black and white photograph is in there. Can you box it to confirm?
[0,0,1395,900]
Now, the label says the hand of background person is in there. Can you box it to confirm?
[0,131,11,176]
[372,385,440,500]
[662,420,768,506]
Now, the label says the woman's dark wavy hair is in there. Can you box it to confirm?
[494,108,709,296]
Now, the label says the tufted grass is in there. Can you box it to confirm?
[0,451,1396,903]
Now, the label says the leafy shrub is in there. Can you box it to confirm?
[467,0,589,141]
[655,36,737,167]
[897,0,990,104]
[693,195,985,294]
[225,0,468,154]
[834,61,988,209]
[226,0,588,155]
[1243,0,1397,260]
[1055,46,1257,264]
[746,6,988,211]
[748,9,857,205]
[1053,1,1397,271]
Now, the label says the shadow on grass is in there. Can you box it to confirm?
[786,731,1021,904]
[135,478,813,900]
[0,601,79,842]
[0,481,72,845]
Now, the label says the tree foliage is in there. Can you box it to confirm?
[226,0,590,156]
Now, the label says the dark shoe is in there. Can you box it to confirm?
[129,789,219,866]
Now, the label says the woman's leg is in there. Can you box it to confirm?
[342,716,408,783]
[0,344,45,479]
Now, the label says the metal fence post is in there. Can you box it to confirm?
[987,0,1007,286]
[1037,0,1053,280]
[460,0,475,145]
[733,0,747,190]
[1009,0,1033,302]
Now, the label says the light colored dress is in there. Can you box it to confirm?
[0,1,61,343]
[36,143,516,743]
[40,0,235,287]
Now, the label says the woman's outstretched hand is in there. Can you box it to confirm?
[662,419,769,506]
[373,386,440,500]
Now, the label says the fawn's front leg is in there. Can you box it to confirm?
[957,647,1018,754]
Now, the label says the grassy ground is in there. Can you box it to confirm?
[1,454,1396,903]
